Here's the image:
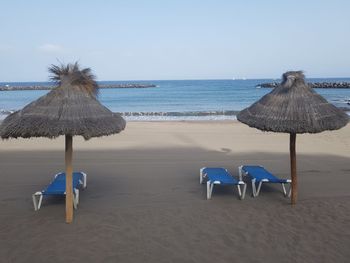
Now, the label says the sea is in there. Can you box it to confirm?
[1,79,350,121]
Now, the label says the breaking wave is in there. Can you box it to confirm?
[0,109,15,115]
[117,110,239,121]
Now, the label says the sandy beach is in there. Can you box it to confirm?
[1,121,349,263]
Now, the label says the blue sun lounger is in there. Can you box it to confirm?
[32,172,87,211]
[200,167,246,199]
[238,165,291,197]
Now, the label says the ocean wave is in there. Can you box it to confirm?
[0,109,16,115]
[118,110,240,117]
[123,115,237,121]
[0,110,239,121]
[117,111,240,121]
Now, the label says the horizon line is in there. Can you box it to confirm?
[1,76,350,83]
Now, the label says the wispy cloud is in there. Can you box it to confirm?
[38,43,64,53]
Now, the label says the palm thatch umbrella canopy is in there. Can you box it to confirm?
[0,62,126,222]
[237,71,348,204]
[0,63,125,139]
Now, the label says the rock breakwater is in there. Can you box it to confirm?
[0,83,156,91]
[256,82,350,89]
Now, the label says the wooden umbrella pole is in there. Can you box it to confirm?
[65,135,74,223]
[290,133,297,205]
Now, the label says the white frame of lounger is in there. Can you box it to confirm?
[200,167,247,200]
[32,189,79,211]
[32,171,87,211]
[238,166,291,198]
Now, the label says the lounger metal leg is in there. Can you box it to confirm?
[81,172,87,188]
[288,184,292,198]
[256,181,263,197]
[241,184,247,199]
[76,189,79,205]
[236,183,247,200]
[282,183,287,197]
[237,185,242,197]
[73,189,79,209]
[32,192,43,211]
[282,183,292,198]
[206,181,210,199]
[251,179,257,197]
[207,181,214,199]
[32,194,37,211]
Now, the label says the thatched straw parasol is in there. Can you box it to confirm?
[0,62,126,222]
[237,71,349,204]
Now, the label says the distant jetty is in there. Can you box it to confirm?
[0,83,156,91]
[256,82,350,89]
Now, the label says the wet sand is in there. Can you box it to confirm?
[0,121,349,263]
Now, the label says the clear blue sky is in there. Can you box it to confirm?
[1,0,350,81]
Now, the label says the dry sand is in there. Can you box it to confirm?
[0,121,349,263]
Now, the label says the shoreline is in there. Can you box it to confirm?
[1,121,350,151]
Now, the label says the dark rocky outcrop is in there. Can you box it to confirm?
[0,83,156,91]
[257,82,350,89]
